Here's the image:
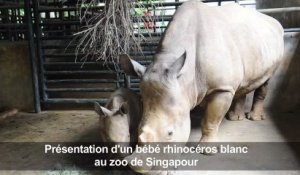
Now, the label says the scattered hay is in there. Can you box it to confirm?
[73,0,163,70]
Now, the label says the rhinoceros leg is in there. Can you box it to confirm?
[247,81,269,121]
[226,95,246,121]
[200,92,233,142]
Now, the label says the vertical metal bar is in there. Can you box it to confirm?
[67,9,70,19]
[60,5,65,36]
[116,72,120,88]
[124,75,131,89]
[14,8,17,40]
[12,9,15,41]
[5,9,12,40]
[16,9,19,40]
[175,0,179,9]
[153,6,156,33]
[218,0,222,6]
[24,0,41,112]
[32,0,48,102]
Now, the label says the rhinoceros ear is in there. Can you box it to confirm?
[169,51,186,78]
[118,102,129,115]
[94,102,112,118]
[119,54,146,78]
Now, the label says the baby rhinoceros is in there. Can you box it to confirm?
[94,88,142,148]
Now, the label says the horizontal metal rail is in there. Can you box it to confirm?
[46,98,107,104]
[39,16,171,27]
[258,7,300,14]
[42,29,79,34]
[44,51,156,58]
[36,0,237,13]
[44,62,150,69]
[0,29,27,32]
[134,0,238,8]
[46,88,116,92]
[38,6,103,12]
[43,62,119,70]
[132,15,173,23]
[137,60,152,65]
[134,33,163,37]
[130,83,140,88]
[46,79,122,84]
[41,34,161,40]
[0,5,24,9]
[44,70,115,75]
[137,26,168,30]
[41,42,160,49]
[0,24,27,28]
[130,88,140,92]
[40,20,80,26]
[284,28,300,33]
[41,36,74,40]
[44,62,105,65]
[130,79,142,83]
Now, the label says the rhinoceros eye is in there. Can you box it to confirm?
[164,69,169,74]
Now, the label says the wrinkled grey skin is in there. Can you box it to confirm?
[121,1,284,173]
[94,88,142,148]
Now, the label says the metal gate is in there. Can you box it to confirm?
[31,0,122,110]
[30,0,187,110]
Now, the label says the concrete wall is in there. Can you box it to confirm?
[256,0,300,28]
[263,32,300,112]
[0,41,34,111]
[243,1,300,112]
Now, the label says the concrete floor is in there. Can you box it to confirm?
[0,110,299,175]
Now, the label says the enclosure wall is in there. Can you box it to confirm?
[0,41,34,111]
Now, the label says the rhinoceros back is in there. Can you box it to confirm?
[156,1,284,96]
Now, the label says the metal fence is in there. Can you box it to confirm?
[0,1,26,41]
[0,0,299,112]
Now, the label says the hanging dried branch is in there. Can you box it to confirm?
[73,0,162,70]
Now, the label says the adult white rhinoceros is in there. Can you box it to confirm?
[120,0,284,144]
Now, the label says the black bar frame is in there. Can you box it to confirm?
[24,0,41,112]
